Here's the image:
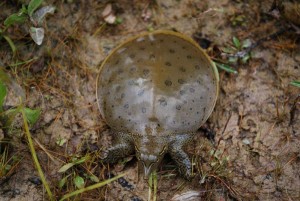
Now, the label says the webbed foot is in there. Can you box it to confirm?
[168,134,193,180]
[101,131,134,164]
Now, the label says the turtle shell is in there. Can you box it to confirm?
[96,30,219,136]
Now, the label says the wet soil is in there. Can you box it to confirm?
[0,0,299,200]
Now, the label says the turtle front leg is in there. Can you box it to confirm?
[168,134,194,180]
[101,131,134,164]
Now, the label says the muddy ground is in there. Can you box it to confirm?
[0,0,299,200]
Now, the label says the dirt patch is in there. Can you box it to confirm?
[0,0,299,200]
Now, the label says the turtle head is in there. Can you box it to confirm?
[134,135,167,178]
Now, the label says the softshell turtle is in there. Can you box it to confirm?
[96,30,219,179]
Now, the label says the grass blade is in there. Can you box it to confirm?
[21,106,54,201]
[3,35,16,57]
[214,62,238,74]
[290,80,300,88]
[59,173,125,201]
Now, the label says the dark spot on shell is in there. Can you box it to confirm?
[124,104,129,109]
[158,98,167,106]
[169,49,175,53]
[165,62,172,66]
[173,40,177,43]
[179,67,186,72]
[209,96,212,100]
[139,47,145,50]
[149,54,155,59]
[116,86,121,92]
[128,80,135,85]
[115,60,120,65]
[190,108,193,110]
[138,89,145,96]
[189,88,195,93]
[178,79,186,84]
[197,111,200,114]
[192,99,195,102]
[143,69,150,76]
[160,39,164,42]
[182,121,184,125]
[180,90,185,95]
[176,105,181,110]
[195,65,200,70]
[150,42,154,46]
[173,121,176,124]
[128,112,132,116]
[111,105,114,108]
[142,107,146,113]
[165,80,172,86]
[187,55,192,59]
[200,96,203,99]
[157,123,160,127]
[128,119,131,122]
[118,116,121,119]
[130,67,137,72]
[182,46,186,49]
[187,122,190,125]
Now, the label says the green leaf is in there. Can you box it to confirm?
[56,137,67,146]
[0,81,7,111]
[89,175,100,183]
[3,35,16,57]
[215,62,238,74]
[4,13,27,27]
[290,80,300,88]
[115,17,123,24]
[220,46,235,54]
[232,36,241,49]
[74,176,85,189]
[241,53,250,64]
[58,175,69,189]
[28,0,43,16]
[74,156,90,165]
[241,39,252,49]
[24,108,41,125]
[58,163,75,173]
[228,56,238,64]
